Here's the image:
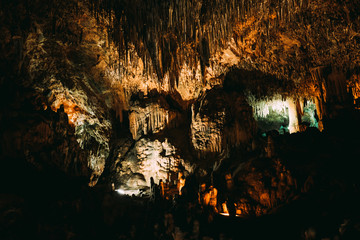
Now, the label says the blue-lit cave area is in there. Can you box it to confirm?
[1,0,360,239]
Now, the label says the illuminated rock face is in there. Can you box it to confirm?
[23,27,112,185]
[114,138,193,189]
[129,100,181,140]
[0,0,115,185]
[249,95,319,134]
[287,98,300,133]
[249,96,290,133]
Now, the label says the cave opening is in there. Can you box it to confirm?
[1,0,360,239]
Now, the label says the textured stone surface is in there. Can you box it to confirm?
[22,13,113,185]
[128,99,181,140]
[233,158,297,216]
[248,96,290,133]
[1,0,360,192]
[114,138,193,190]
[191,88,257,158]
[2,4,360,240]
[0,0,116,185]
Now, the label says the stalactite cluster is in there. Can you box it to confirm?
[88,0,305,88]
[129,102,180,140]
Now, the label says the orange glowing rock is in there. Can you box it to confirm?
[51,100,83,126]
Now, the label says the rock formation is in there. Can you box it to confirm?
[191,88,256,159]
[128,97,181,140]
[1,1,360,234]
[113,138,193,190]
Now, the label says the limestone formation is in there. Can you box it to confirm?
[191,88,256,159]
[1,1,360,227]
[114,138,193,190]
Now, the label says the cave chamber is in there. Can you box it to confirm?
[1,0,360,239]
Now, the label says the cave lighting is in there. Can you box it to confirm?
[115,188,140,196]
[219,212,242,217]
[219,212,230,216]
[116,189,125,194]
[219,202,243,217]
[252,99,288,118]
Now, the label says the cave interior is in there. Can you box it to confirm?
[1,0,360,239]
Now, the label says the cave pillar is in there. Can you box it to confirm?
[287,98,300,133]
[298,97,304,116]
[297,98,306,131]
[314,97,324,131]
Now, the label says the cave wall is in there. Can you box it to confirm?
[1,0,116,186]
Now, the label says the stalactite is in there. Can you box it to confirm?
[87,0,303,89]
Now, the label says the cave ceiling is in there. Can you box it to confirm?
[89,0,360,96]
[2,0,360,99]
